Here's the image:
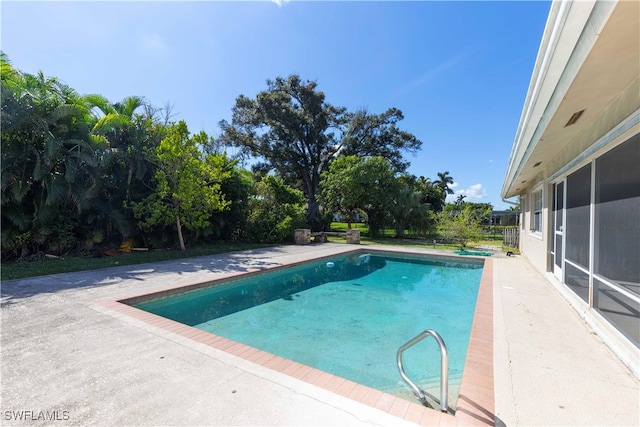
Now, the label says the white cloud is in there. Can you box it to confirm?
[446,183,487,202]
[463,183,487,199]
[271,0,290,7]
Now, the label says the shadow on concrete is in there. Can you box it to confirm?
[455,394,495,426]
[0,247,288,305]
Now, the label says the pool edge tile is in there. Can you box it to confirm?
[335,379,359,398]
[388,397,411,418]
[403,403,427,425]
[94,250,496,427]
[454,258,495,426]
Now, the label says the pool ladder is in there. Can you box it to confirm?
[396,329,449,412]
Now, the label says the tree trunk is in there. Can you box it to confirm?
[176,215,186,251]
[307,196,323,231]
[304,173,323,231]
[126,166,133,201]
[20,242,29,259]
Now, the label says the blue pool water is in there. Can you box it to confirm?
[133,251,483,403]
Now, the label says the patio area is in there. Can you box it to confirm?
[1,244,638,426]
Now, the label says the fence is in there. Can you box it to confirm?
[503,227,519,248]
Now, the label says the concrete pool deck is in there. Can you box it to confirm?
[1,244,638,426]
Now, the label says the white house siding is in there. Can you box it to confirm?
[503,0,639,373]
[517,126,639,369]
[518,189,550,274]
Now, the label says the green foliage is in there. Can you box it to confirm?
[1,56,101,258]
[357,157,400,236]
[0,56,434,263]
[340,108,422,173]
[206,164,253,241]
[318,157,350,224]
[319,156,398,234]
[131,121,231,250]
[219,75,345,230]
[412,176,446,212]
[436,204,492,247]
[444,201,493,222]
[246,176,307,243]
[43,212,79,254]
[388,176,433,238]
[219,74,422,230]
[433,171,454,210]
[319,156,369,228]
[434,171,454,195]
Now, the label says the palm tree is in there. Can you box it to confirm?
[434,171,454,206]
[85,94,153,201]
[389,184,431,238]
[434,171,454,195]
[415,175,444,212]
[1,57,101,257]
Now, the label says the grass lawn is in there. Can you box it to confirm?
[1,223,518,281]
[328,222,516,251]
[1,242,275,281]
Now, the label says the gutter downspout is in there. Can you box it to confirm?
[501,197,519,207]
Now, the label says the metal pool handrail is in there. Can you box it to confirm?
[396,329,449,412]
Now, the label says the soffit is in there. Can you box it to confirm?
[505,1,639,197]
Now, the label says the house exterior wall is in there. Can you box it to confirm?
[517,127,639,374]
[502,0,639,374]
[519,189,550,274]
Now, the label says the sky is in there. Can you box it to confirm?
[1,0,551,209]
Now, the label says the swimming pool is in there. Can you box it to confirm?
[131,251,483,409]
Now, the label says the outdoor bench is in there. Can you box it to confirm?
[294,229,360,245]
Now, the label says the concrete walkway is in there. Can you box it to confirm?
[1,244,638,426]
[492,253,639,426]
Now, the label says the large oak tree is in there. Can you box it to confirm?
[219,75,422,230]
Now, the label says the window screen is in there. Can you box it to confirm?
[565,262,590,303]
[594,278,639,347]
[565,164,591,269]
[594,135,640,292]
[521,195,526,229]
[532,190,542,233]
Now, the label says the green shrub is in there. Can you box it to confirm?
[436,204,491,248]
[246,176,307,243]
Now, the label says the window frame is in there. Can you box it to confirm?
[520,195,526,230]
[530,188,543,236]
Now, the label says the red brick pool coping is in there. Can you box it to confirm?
[96,257,494,426]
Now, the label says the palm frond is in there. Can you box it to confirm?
[92,113,130,133]
[117,96,145,118]
[47,104,81,123]
[1,52,20,82]
[2,205,31,230]
[84,94,114,115]
[44,175,66,206]
[8,176,31,203]
[88,134,109,148]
